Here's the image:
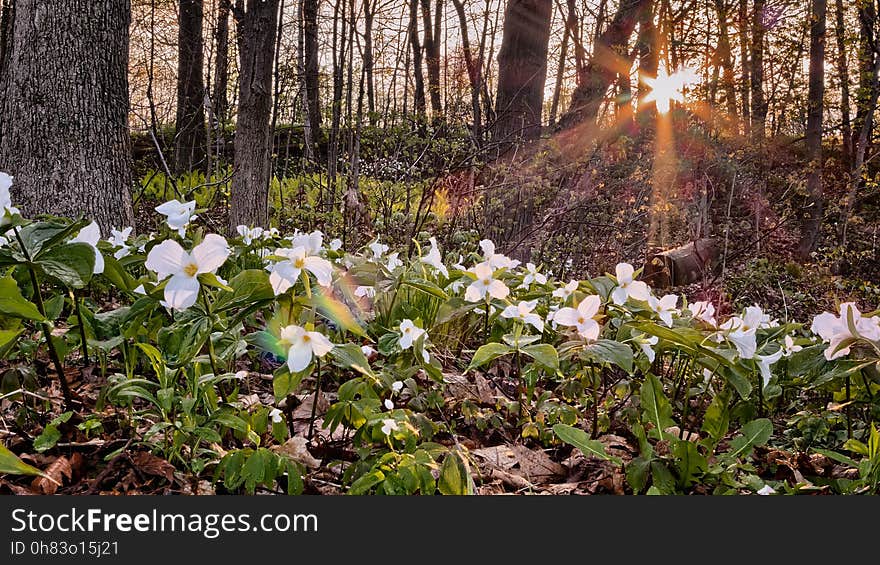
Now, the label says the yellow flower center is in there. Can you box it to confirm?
[294,258,305,268]
[482,278,491,285]
[302,334,311,343]
[578,317,585,324]
[183,262,198,277]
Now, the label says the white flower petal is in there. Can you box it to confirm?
[145,239,188,279]
[162,274,200,310]
[192,234,230,273]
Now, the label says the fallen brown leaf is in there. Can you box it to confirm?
[31,456,72,494]
[131,451,176,484]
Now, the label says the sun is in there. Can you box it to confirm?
[642,66,700,113]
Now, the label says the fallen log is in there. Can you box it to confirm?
[643,238,719,288]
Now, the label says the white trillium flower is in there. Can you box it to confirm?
[649,293,679,327]
[108,226,133,259]
[268,246,334,295]
[384,399,394,410]
[611,263,651,305]
[71,220,105,274]
[553,295,602,341]
[520,263,547,288]
[329,238,343,251]
[144,234,231,310]
[719,306,772,359]
[236,225,264,245]
[399,319,426,350]
[500,300,544,333]
[391,380,404,393]
[381,418,400,436]
[552,280,579,301]
[133,284,147,295]
[479,239,520,270]
[811,302,880,360]
[421,237,449,278]
[781,335,802,357]
[757,485,776,495]
[155,199,196,238]
[755,349,784,387]
[385,252,403,271]
[279,324,334,373]
[289,230,324,255]
[269,408,283,424]
[688,301,717,326]
[368,238,389,260]
[637,334,660,363]
[464,262,510,302]
[0,172,20,226]
[354,285,376,298]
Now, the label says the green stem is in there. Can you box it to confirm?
[71,290,90,365]
[200,287,229,403]
[591,366,600,439]
[308,358,321,442]
[846,375,852,440]
[14,227,74,408]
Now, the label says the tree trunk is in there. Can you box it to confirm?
[636,0,658,118]
[492,0,553,143]
[832,0,851,165]
[451,0,482,143]
[304,0,322,146]
[229,0,280,232]
[557,0,651,129]
[749,0,766,141]
[420,0,443,118]
[548,0,572,127]
[408,0,426,116]
[363,0,376,120]
[798,0,826,259]
[0,0,13,145]
[0,0,134,232]
[738,0,750,134]
[213,0,231,126]
[175,0,207,173]
[714,0,738,124]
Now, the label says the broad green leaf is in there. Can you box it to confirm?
[0,328,22,357]
[521,343,559,370]
[438,450,473,495]
[650,461,677,494]
[35,242,95,288]
[811,447,859,468]
[726,418,773,460]
[157,316,212,368]
[214,269,274,312]
[401,278,448,300]
[273,369,305,403]
[331,342,377,379]
[0,275,45,321]
[101,255,136,292]
[581,339,634,373]
[466,342,513,371]
[348,470,385,495]
[626,456,652,493]
[673,440,707,488]
[640,373,675,440]
[434,298,482,325]
[18,219,87,258]
[0,443,52,479]
[700,387,731,448]
[553,423,622,464]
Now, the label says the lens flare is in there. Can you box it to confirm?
[642,66,700,114]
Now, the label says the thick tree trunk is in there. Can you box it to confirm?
[175,0,207,173]
[714,0,738,124]
[363,0,375,120]
[229,0,280,232]
[451,0,482,143]
[0,0,13,146]
[213,0,231,126]
[798,0,826,259]
[832,0,851,165]
[421,0,443,118]
[304,0,322,145]
[749,0,766,141]
[408,0,426,116]
[737,0,750,133]
[492,0,552,142]
[557,0,651,129]
[0,0,134,232]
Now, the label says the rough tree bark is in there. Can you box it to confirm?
[738,0,750,133]
[548,0,575,127]
[363,0,375,120]
[451,0,482,143]
[229,0,280,232]
[421,0,443,118]
[557,0,651,129]
[749,0,767,141]
[636,0,658,110]
[175,0,207,173]
[0,0,134,232]
[492,0,553,142]
[832,0,851,165]
[409,0,427,116]
[798,0,826,259]
[304,0,322,147]
[714,0,738,123]
[213,0,231,126]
